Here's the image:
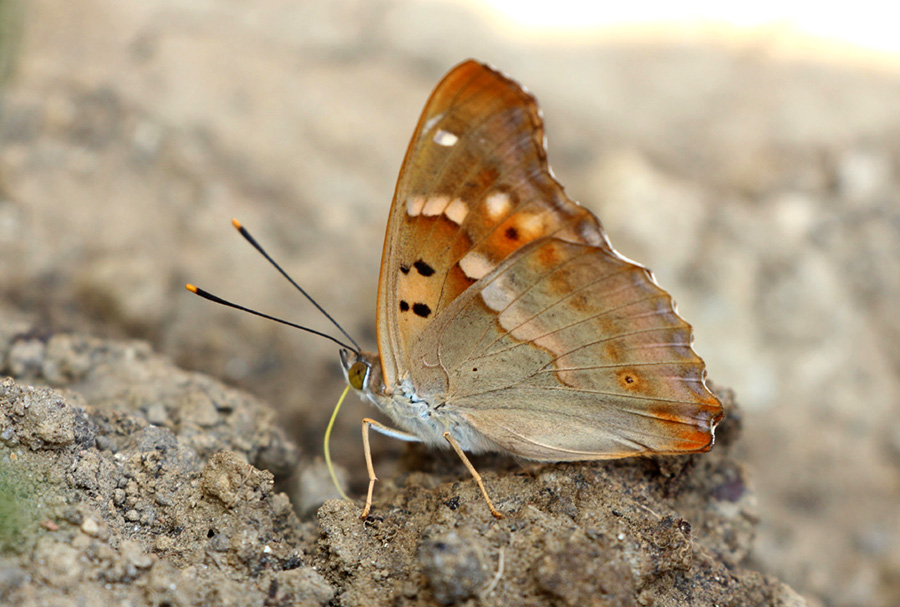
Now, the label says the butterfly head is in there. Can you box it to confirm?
[340,349,385,397]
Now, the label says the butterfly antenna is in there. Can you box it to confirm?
[229,218,361,351]
[185,284,356,351]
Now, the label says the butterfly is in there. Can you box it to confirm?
[338,60,724,519]
[187,60,724,519]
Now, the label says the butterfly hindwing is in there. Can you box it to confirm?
[412,237,723,459]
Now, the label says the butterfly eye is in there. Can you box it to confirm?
[348,361,369,391]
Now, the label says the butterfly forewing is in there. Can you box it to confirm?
[378,59,722,459]
[378,60,610,388]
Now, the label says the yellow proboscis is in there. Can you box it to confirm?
[323,385,352,502]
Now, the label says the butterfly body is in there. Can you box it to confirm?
[339,60,723,515]
[341,349,500,453]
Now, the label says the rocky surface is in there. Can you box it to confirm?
[2,1,899,606]
[0,321,803,606]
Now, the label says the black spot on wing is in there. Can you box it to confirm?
[412,303,432,318]
[413,259,435,277]
[400,264,410,275]
[400,300,410,312]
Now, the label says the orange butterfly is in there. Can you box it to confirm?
[189,60,723,520]
[340,60,723,518]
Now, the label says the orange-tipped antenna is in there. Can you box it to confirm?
[185,284,357,352]
[230,219,360,352]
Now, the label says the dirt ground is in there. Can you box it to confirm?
[1,1,899,606]
[0,325,797,606]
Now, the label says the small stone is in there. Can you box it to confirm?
[81,517,100,536]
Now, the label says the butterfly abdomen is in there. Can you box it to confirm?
[373,376,499,453]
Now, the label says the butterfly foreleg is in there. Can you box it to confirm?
[360,417,421,519]
[442,432,504,519]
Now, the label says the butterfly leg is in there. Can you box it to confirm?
[442,432,504,519]
[360,417,421,519]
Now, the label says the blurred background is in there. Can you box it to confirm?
[1,2,898,605]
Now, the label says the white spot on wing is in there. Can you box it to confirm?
[423,196,450,216]
[406,196,425,216]
[484,192,511,219]
[517,213,543,236]
[444,198,468,225]
[459,251,493,280]
[433,129,459,146]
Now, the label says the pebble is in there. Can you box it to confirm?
[81,518,100,536]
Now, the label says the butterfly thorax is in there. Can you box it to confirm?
[339,349,497,452]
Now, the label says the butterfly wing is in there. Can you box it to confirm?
[378,60,609,389]
[379,60,722,457]
[410,237,723,459]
